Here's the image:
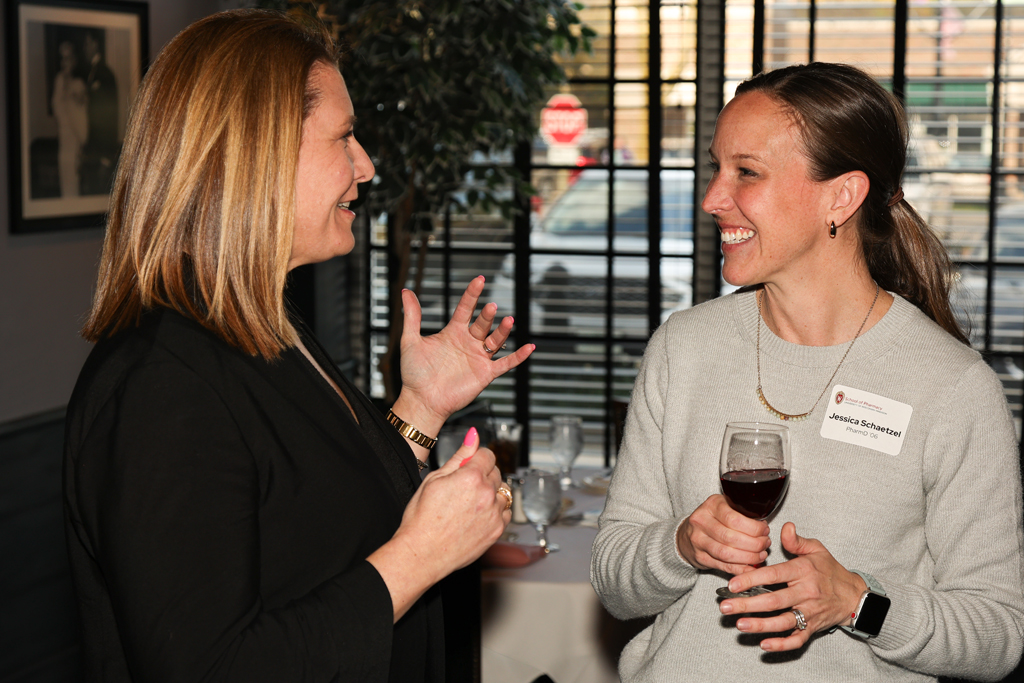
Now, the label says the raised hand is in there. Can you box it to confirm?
[717,522,867,652]
[391,276,534,439]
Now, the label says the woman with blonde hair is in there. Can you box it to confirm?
[592,63,1024,681]
[64,10,531,682]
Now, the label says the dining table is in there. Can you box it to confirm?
[480,471,650,683]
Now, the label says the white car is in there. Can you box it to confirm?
[490,168,694,339]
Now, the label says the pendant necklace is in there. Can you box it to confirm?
[756,283,880,422]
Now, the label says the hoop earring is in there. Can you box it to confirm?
[829,221,837,239]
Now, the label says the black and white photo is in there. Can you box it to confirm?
[6,0,147,233]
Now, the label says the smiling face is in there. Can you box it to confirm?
[290,64,375,270]
[702,91,841,288]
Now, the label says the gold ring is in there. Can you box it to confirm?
[497,485,513,510]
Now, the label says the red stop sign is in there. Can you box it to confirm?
[540,94,587,146]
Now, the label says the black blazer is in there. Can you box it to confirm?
[63,307,443,682]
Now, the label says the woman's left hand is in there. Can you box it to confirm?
[717,522,868,652]
[392,276,535,434]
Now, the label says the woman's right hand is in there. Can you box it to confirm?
[675,494,771,576]
[367,427,511,621]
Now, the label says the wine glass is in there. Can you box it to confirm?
[521,469,562,552]
[715,422,791,599]
[550,415,583,490]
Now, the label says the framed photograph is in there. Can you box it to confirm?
[5,0,148,233]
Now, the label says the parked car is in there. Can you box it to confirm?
[489,168,694,338]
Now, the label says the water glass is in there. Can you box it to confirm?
[550,415,583,489]
[521,469,562,552]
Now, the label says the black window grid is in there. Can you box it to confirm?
[363,0,1024,462]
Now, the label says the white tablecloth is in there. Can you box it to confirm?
[480,485,648,683]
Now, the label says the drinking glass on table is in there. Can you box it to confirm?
[521,469,562,553]
[489,419,522,477]
[715,422,791,599]
[550,415,583,490]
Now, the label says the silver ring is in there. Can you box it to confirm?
[791,608,807,631]
[483,342,495,354]
[497,485,513,510]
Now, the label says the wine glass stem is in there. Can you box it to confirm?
[559,467,572,489]
[754,520,768,568]
[535,523,549,549]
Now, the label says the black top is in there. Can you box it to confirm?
[63,307,444,682]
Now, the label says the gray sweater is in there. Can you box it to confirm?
[592,290,1024,682]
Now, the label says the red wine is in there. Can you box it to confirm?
[720,468,789,520]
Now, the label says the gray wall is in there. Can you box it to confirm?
[0,0,235,424]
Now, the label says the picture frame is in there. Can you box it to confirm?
[5,0,148,233]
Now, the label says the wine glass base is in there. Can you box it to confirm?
[715,585,773,599]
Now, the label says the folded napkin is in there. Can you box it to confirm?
[482,541,548,568]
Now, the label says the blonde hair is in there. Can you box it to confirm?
[83,9,340,358]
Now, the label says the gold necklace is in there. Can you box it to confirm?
[756,283,880,422]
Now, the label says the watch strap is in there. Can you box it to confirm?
[386,410,438,450]
[850,569,887,596]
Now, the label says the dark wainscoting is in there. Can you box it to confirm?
[0,411,81,683]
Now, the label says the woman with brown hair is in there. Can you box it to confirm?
[63,10,530,682]
[592,63,1024,681]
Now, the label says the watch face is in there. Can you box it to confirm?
[856,592,891,637]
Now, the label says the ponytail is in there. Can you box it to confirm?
[865,199,969,344]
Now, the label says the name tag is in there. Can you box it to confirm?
[820,385,913,455]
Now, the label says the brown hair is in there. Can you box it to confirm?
[736,62,969,344]
[82,9,340,357]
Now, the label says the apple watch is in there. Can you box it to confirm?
[840,570,891,639]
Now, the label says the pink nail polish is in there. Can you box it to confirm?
[463,427,478,446]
